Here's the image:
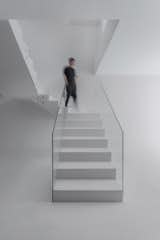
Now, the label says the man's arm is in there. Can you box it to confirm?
[63,68,68,85]
[64,74,68,86]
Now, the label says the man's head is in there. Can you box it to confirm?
[68,57,75,67]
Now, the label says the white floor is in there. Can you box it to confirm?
[0,99,160,240]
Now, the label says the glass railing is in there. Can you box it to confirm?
[98,80,124,195]
[51,87,65,201]
[52,79,124,201]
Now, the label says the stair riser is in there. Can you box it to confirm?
[56,168,116,179]
[58,139,108,148]
[55,129,105,137]
[59,152,111,161]
[57,121,102,128]
[53,190,123,202]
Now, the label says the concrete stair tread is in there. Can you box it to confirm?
[58,111,100,113]
[56,148,112,162]
[55,128,105,130]
[58,112,100,116]
[57,120,102,123]
[54,179,122,191]
[55,136,107,140]
[57,148,111,153]
[56,126,104,129]
[54,137,108,148]
[56,161,115,169]
[55,128,105,137]
[56,120,103,128]
[57,117,101,121]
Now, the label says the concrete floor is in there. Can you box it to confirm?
[0,99,160,240]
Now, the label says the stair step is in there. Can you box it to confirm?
[57,120,103,128]
[58,148,111,161]
[53,180,123,202]
[55,128,105,137]
[56,161,115,168]
[54,137,108,148]
[52,110,123,202]
[56,162,116,179]
[58,113,101,120]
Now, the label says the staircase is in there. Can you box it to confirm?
[52,112,123,202]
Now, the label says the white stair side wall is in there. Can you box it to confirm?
[9,19,40,94]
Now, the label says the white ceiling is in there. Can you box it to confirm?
[0,0,159,20]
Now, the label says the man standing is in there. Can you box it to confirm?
[63,58,77,107]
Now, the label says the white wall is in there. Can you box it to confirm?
[68,24,96,74]
[0,20,37,98]
[9,19,39,93]
[95,19,119,72]
[101,75,160,189]
[98,16,160,75]
[101,74,160,151]
[17,21,97,99]
[0,99,54,204]
[17,21,70,97]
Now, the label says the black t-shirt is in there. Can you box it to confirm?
[63,66,76,84]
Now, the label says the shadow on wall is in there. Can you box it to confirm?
[0,99,55,203]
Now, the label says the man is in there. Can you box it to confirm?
[63,57,77,107]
